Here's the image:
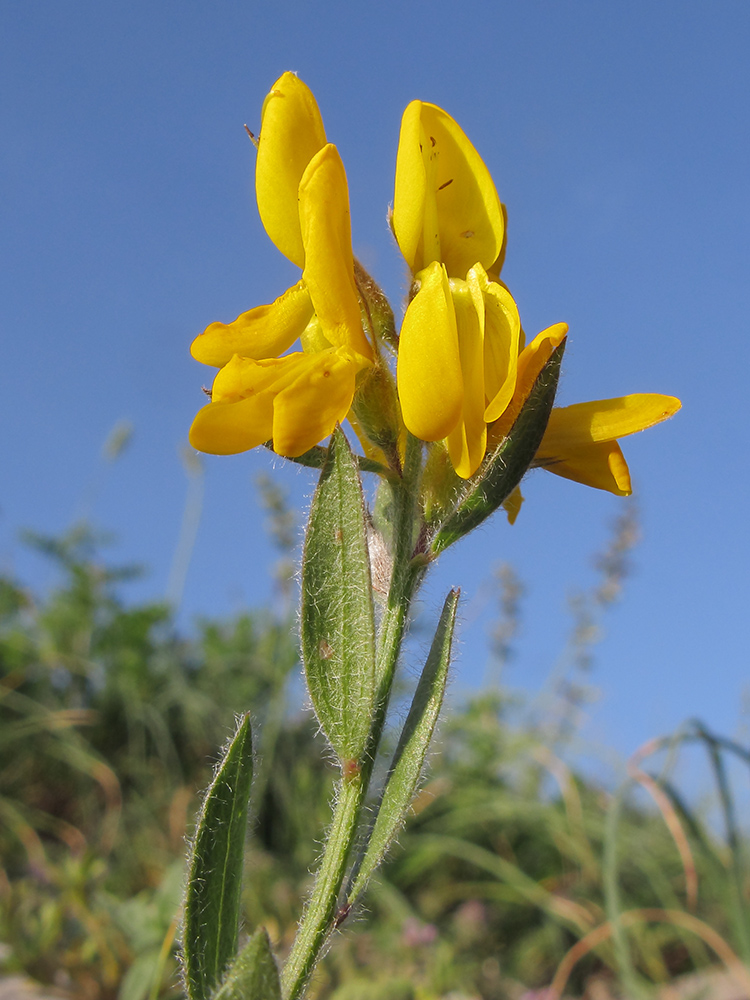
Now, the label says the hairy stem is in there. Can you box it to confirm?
[281,435,424,1000]
[280,772,365,1000]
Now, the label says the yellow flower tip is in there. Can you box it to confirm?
[393,100,505,277]
[256,72,327,267]
[190,322,227,367]
[446,433,486,480]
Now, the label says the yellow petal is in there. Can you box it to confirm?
[502,485,524,524]
[190,281,314,367]
[393,101,505,277]
[540,394,682,452]
[446,274,487,478]
[299,311,332,353]
[189,350,357,457]
[189,394,275,455]
[397,262,462,441]
[210,353,301,403]
[536,440,632,496]
[273,349,359,456]
[476,269,520,423]
[487,202,509,279]
[256,72,327,267]
[391,102,427,274]
[299,144,372,360]
[487,323,568,446]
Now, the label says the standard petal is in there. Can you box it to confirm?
[299,144,372,360]
[190,281,314,367]
[446,275,487,478]
[256,72,327,267]
[397,262,462,442]
[393,102,505,277]
[540,395,682,453]
[536,440,632,496]
[273,350,359,456]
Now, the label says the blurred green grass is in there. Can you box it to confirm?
[1,500,748,1000]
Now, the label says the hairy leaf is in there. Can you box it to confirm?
[183,715,253,1000]
[301,427,377,762]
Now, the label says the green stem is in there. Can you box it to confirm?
[280,772,365,1000]
[281,435,425,1000]
[370,432,426,742]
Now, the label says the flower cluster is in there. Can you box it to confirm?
[189,74,372,459]
[189,73,679,501]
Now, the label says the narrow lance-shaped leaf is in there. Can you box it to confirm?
[348,589,459,901]
[213,928,281,1000]
[301,426,377,762]
[183,714,254,1000]
[433,342,565,554]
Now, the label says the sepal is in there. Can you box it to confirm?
[354,259,399,354]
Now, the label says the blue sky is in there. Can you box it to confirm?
[1,1,749,767]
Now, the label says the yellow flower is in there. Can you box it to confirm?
[397,261,520,479]
[392,101,519,479]
[189,73,372,458]
[391,100,681,490]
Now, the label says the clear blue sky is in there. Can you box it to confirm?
[1,1,748,765]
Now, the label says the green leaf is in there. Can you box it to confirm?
[301,427,377,762]
[214,928,281,1000]
[432,342,565,554]
[183,714,254,1000]
[348,589,459,901]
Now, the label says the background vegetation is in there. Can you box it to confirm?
[2,486,748,1000]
